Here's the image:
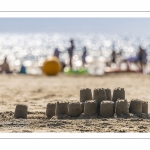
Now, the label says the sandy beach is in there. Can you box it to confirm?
[0,73,150,132]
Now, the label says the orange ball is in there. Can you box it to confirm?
[42,56,61,75]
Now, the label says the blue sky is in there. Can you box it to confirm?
[0,18,150,34]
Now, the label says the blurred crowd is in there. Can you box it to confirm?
[0,39,148,74]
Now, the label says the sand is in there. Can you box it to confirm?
[0,73,150,132]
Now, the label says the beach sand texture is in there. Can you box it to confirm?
[0,73,150,132]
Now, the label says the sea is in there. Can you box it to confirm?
[0,32,150,74]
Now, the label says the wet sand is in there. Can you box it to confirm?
[0,73,150,132]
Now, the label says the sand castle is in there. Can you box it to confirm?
[14,87,149,119]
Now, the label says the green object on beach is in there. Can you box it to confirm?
[64,68,88,75]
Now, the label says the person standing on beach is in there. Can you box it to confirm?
[111,50,117,64]
[111,43,117,65]
[67,39,75,69]
[53,47,66,71]
[82,46,87,67]
[137,46,147,72]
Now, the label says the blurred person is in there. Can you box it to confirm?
[117,49,124,69]
[111,49,117,64]
[106,49,123,69]
[53,48,60,58]
[110,42,117,65]
[122,46,147,72]
[67,39,75,69]
[53,47,66,71]
[138,46,147,71]
[19,62,26,74]
[0,56,13,74]
[82,46,87,67]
